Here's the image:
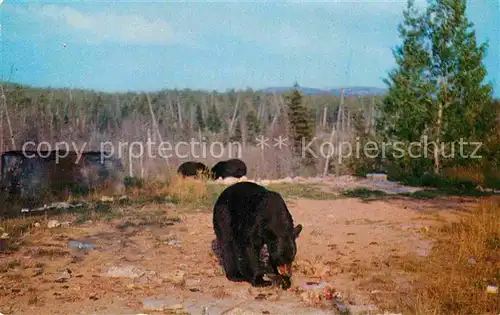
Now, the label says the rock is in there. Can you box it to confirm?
[223,308,261,315]
[142,297,183,311]
[34,222,41,228]
[47,220,61,228]
[161,270,186,285]
[486,285,498,294]
[0,233,9,239]
[104,265,144,278]
[55,269,71,283]
[467,257,477,265]
[185,279,201,287]
[100,196,114,202]
[167,239,182,247]
[68,240,94,250]
[300,291,322,305]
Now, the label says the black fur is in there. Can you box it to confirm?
[213,181,302,289]
[177,161,210,178]
[210,158,247,179]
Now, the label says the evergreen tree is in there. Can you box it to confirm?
[195,104,205,131]
[378,0,494,176]
[286,83,315,171]
[229,119,242,142]
[245,108,260,144]
[206,103,222,133]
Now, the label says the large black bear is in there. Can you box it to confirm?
[210,158,247,179]
[213,181,302,289]
[177,161,210,178]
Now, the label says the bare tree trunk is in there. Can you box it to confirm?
[128,151,134,178]
[48,91,55,143]
[322,106,327,130]
[189,105,195,131]
[0,85,16,150]
[167,93,175,128]
[257,98,264,121]
[146,93,169,165]
[435,102,443,175]
[368,97,375,135]
[335,89,345,177]
[0,107,3,153]
[434,79,451,175]
[177,94,183,129]
[347,109,351,133]
[228,92,240,136]
[270,93,281,130]
[322,119,337,177]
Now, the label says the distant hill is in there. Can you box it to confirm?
[259,86,388,96]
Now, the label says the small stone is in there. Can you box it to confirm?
[34,222,41,228]
[486,285,498,294]
[104,265,143,278]
[161,270,186,285]
[185,279,200,287]
[55,270,71,283]
[47,220,61,228]
[0,233,8,239]
[101,196,114,202]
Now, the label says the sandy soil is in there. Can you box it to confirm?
[0,186,478,315]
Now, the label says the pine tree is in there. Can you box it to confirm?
[286,83,316,171]
[195,104,205,131]
[229,119,242,142]
[378,0,494,176]
[245,108,260,144]
[206,103,222,133]
[377,0,434,178]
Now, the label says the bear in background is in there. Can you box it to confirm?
[177,161,210,178]
[212,181,302,289]
[210,158,247,179]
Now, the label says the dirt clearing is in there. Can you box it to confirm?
[0,182,481,315]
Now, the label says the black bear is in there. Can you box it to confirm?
[210,158,247,179]
[213,181,302,289]
[177,161,210,178]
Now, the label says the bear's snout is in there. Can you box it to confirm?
[277,264,292,277]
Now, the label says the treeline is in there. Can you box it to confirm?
[0,82,380,144]
[0,82,379,179]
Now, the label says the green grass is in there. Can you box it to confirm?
[267,183,339,200]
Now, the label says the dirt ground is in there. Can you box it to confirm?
[0,182,479,315]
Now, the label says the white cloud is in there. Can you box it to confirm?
[34,5,174,45]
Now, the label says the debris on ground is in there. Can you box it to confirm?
[104,265,144,278]
[47,220,61,228]
[142,296,184,311]
[68,240,94,250]
[486,285,498,294]
[21,201,86,213]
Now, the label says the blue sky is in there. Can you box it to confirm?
[1,0,499,96]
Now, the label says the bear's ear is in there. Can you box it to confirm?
[293,224,303,239]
